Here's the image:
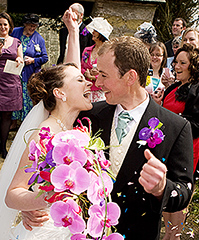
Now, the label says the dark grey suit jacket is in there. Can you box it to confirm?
[78,98,193,239]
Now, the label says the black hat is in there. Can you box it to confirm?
[22,13,40,25]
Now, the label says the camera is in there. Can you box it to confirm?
[148,69,153,76]
[0,37,5,45]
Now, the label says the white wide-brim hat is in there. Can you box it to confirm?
[86,17,113,40]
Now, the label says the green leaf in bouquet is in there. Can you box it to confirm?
[88,137,105,150]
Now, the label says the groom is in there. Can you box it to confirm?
[21,36,193,239]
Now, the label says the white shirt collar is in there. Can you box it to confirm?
[114,94,149,126]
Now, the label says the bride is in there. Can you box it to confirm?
[0,9,92,240]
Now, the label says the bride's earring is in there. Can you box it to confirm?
[62,97,66,102]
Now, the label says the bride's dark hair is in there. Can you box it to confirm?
[27,63,78,112]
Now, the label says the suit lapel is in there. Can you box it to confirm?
[94,104,116,148]
[112,98,160,195]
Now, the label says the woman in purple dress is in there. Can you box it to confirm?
[0,12,23,158]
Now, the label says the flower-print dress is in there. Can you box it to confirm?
[11,27,48,121]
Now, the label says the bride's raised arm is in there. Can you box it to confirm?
[62,8,80,69]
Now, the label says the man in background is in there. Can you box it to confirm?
[165,18,186,57]
[57,3,93,64]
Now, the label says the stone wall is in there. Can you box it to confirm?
[0,0,7,12]
[91,0,157,38]
[38,18,60,67]
[37,1,158,67]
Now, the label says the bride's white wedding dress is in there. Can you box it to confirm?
[9,208,72,240]
[0,101,71,240]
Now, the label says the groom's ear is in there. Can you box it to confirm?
[53,88,66,100]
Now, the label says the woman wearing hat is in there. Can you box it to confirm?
[81,17,113,102]
[11,13,48,124]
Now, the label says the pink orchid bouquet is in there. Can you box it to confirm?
[25,118,124,240]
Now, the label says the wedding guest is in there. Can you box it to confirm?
[134,22,157,49]
[0,12,23,159]
[57,3,93,64]
[160,44,199,239]
[81,17,113,102]
[165,18,186,57]
[181,27,199,48]
[146,42,174,93]
[11,13,48,123]
[167,36,182,71]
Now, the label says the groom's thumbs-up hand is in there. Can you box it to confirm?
[139,149,167,200]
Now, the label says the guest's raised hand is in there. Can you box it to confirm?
[62,8,79,33]
[139,149,167,200]
[151,88,164,105]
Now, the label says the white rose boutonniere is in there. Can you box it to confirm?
[34,44,41,52]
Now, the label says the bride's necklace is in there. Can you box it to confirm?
[50,115,67,131]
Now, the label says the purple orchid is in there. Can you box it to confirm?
[87,171,113,205]
[45,149,56,167]
[50,161,90,195]
[50,199,85,234]
[87,202,121,238]
[80,27,90,36]
[25,158,47,185]
[138,117,164,148]
[52,139,87,166]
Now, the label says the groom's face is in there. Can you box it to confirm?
[96,50,130,107]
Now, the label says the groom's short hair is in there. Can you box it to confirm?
[98,36,150,87]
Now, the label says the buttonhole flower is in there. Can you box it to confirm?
[50,199,85,234]
[80,27,90,36]
[51,161,90,195]
[137,117,165,148]
[82,52,89,63]
[87,202,121,238]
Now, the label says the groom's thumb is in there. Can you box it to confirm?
[144,149,153,161]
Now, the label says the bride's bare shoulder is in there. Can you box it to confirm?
[28,118,57,143]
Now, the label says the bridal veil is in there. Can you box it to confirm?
[0,101,49,239]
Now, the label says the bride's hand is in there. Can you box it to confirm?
[21,210,49,231]
[62,8,79,33]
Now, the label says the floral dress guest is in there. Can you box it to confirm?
[0,12,23,159]
[81,17,113,102]
[11,13,48,122]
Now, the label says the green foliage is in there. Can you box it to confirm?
[153,0,199,42]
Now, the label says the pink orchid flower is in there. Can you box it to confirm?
[28,139,41,161]
[52,130,90,147]
[52,139,87,166]
[87,171,113,204]
[39,127,52,140]
[71,233,124,240]
[50,199,85,234]
[51,161,90,195]
[96,149,111,169]
[87,202,121,238]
